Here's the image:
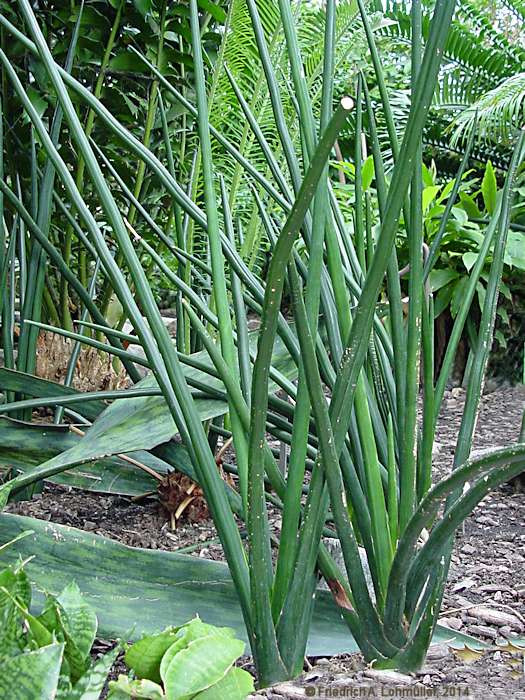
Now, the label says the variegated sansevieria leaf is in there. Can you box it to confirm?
[0,642,64,699]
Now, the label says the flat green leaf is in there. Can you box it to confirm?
[159,619,236,684]
[451,277,470,318]
[458,192,482,219]
[133,0,152,17]
[462,252,478,272]
[422,162,435,187]
[494,329,507,348]
[481,160,497,215]
[429,268,459,293]
[57,582,98,661]
[0,369,104,420]
[505,232,525,270]
[436,177,456,204]
[26,86,48,119]
[476,281,486,313]
[0,418,178,496]
[422,185,441,212]
[0,565,31,654]
[433,283,455,318]
[111,53,150,74]
[159,638,189,685]
[163,634,244,700]
[193,667,254,699]
[0,642,63,699]
[1,329,296,499]
[126,628,181,683]
[197,0,227,22]
[39,597,90,682]
[361,155,375,191]
[0,515,488,656]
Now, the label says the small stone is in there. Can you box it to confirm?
[452,577,477,592]
[460,544,476,555]
[315,658,330,666]
[426,644,449,660]
[439,616,463,631]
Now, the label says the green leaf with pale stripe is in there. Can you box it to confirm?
[68,645,122,700]
[57,582,98,663]
[0,642,63,699]
[0,417,189,497]
[0,513,489,658]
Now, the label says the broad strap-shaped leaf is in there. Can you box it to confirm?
[0,341,295,493]
[0,417,190,497]
[0,513,487,656]
[0,642,64,699]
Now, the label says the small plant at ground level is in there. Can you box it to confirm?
[108,617,254,700]
[0,549,119,699]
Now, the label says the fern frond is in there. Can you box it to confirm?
[451,72,525,146]
[500,0,525,22]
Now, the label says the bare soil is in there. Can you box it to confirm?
[6,385,525,699]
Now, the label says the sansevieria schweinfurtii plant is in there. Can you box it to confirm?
[0,0,524,689]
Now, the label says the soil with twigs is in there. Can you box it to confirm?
[6,385,525,698]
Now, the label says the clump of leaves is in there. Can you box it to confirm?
[108,617,254,700]
[0,550,120,699]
